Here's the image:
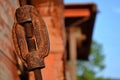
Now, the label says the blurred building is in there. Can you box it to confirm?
[0,0,97,80]
[64,3,97,80]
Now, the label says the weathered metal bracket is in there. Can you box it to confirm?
[12,0,50,80]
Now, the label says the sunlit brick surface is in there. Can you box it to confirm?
[0,0,19,80]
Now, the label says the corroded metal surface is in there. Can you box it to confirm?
[34,69,43,80]
[19,0,27,6]
[12,3,50,71]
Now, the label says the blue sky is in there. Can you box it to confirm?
[65,0,120,78]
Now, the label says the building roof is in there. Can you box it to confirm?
[64,3,97,60]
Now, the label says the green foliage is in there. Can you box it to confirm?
[77,41,108,80]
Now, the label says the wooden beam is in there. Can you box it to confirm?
[64,9,90,17]
[69,27,77,80]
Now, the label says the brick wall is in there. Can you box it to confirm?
[0,0,66,80]
[0,0,20,80]
[29,0,66,80]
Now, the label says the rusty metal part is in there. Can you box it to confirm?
[19,0,27,6]
[13,4,50,70]
[12,0,50,80]
[34,69,43,80]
